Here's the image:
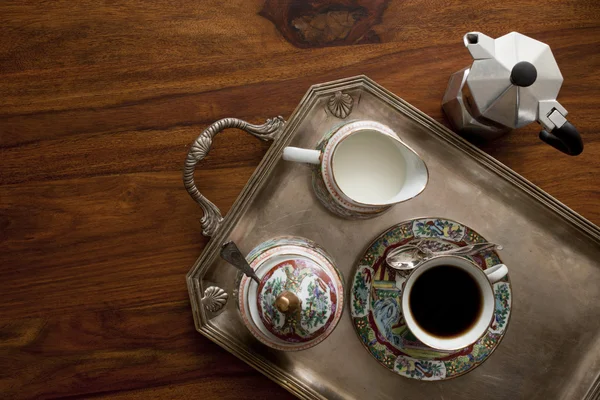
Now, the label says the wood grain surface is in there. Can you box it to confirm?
[1,0,598,398]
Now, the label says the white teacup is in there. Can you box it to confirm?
[283,120,428,214]
[401,255,508,351]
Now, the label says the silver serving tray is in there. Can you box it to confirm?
[185,76,600,400]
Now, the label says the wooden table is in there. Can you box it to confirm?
[1,1,598,398]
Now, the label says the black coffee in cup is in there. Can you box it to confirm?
[409,265,483,338]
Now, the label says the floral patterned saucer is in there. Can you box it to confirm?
[238,236,344,351]
[350,218,511,380]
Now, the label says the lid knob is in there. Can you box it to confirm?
[510,61,537,87]
[274,290,300,313]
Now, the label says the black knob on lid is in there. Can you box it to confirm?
[510,61,537,87]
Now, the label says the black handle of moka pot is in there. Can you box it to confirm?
[539,122,583,156]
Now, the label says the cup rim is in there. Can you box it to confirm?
[324,120,429,207]
[401,255,496,351]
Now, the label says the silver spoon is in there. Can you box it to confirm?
[386,241,503,271]
[220,241,261,284]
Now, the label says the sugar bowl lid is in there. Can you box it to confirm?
[237,236,344,351]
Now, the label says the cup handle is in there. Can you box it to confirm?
[484,264,509,284]
[283,147,321,164]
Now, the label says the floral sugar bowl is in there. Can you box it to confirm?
[232,237,344,351]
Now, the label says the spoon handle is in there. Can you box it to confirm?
[220,241,261,284]
[421,242,502,257]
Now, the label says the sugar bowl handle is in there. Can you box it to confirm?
[183,117,286,236]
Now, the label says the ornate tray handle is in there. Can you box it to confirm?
[183,116,286,236]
